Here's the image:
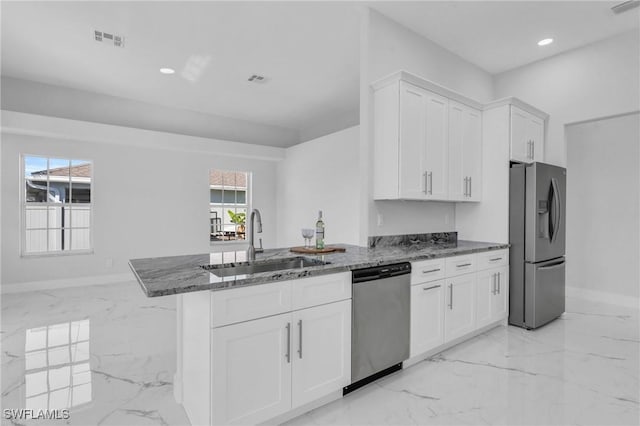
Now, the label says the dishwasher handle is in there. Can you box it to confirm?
[352,262,411,283]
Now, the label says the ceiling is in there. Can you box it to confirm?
[370,1,640,74]
[1,1,638,147]
[1,1,361,145]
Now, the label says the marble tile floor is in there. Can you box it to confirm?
[2,281,638,426]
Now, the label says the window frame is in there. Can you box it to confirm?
[209,169,252,246]
[20,154,94,257]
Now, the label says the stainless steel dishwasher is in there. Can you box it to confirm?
[345,262,411,394]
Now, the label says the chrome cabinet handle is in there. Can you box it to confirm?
[463,177,468,197]
[456,263,472,268]
[297,320,303,359]
[497,273,501,294]
[425,172,433,195]
[532,141,535,159]
[489,257,503,262]
[469,177,472,197]
[491,273,496,295]
[285,322,291,363]
[423,284,441,291]
[422,268,441,274]
[423,172,428,194]
[448,284,453,309]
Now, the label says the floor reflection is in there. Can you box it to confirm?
[24,319,92,410]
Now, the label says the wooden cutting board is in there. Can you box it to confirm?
[289,246,346,254]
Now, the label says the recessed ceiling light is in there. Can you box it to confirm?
[537,38,554,46]
[159,68,175,75]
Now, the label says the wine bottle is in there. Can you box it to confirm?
[315,210,325,249]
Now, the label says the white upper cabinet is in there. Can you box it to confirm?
[510,105,545,163]
[448,101,482,202]
[397,82,449,200]
[372,71,482,202]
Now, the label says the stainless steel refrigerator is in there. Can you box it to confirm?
[509,162,566,329]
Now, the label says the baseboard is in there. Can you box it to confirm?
[1,272,135,294]
[173,373,183,404]
[566,286,640,309]
[264,390,343,425]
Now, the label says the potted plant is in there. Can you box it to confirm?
[227,210,246,235]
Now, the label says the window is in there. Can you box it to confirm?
[22,156,93,255]
[209,169,250,242]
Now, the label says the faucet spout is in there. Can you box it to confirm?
[247,208,263,261]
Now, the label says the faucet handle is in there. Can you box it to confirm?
[255,238,264,253]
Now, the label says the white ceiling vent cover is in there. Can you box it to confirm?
[611,0,640,14]
[93,30,125,47]
[248,74,266,83]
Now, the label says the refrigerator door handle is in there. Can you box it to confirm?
[550,178,561,244]
[538,259,566,270]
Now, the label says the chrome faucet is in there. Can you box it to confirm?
[247,208,263,261]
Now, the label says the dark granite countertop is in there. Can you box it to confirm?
[129,240,508,297]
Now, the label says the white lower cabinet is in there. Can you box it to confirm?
[444,273,477,342]
[211,313,292,425]
[291,300,351,408]
[211,300,351,425]
[410,252,509,360]
[476,267,509,328]
[491,266,508,322]
[410,280,445,357]
[475,269,495,329]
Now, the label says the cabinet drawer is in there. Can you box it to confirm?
[445,254,476,276]
[476,249,509,271]
[211,281,292,328]
[292,272,351,310]
[411,258,446,284]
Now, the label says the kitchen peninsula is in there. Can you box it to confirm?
[129,234,509,425]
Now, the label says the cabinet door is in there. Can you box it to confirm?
[211,313,292,425]
[510,106,531,163]
[399,82,429,199]
[444,274,476,342]
[292,300,351,408]
[529,115,545,162]
[410,280,445,357]
[463,107,482,201]
[449,102,481,201]
[475,270,496,329]
[491,267,509,322]
[424,91,449,200]
[448,102,466,201]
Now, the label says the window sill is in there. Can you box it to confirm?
[20,249,94,259]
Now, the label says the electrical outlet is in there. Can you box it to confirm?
[377,213,384,227]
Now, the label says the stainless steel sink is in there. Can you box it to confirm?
[202,256,329,277]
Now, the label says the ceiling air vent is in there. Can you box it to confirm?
[248,74,266,83]
[93,30,125,47]
[611,0,640,14]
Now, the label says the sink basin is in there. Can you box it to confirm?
[202,256,329,277]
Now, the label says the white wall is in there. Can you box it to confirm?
[367,9,494,103]
[276,126,360,248]
[565,112,639,301]
[363,9,495,238]
[1,111,282,285]
[494,30,640,167]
